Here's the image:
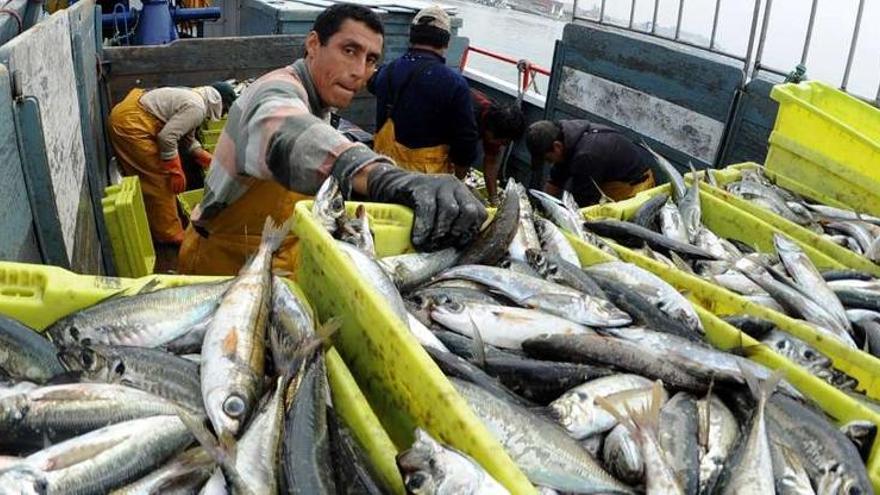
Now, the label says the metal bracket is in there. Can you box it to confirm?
[13,96,71,269]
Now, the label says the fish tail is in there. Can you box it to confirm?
[260,215,292,253]
[740,364,784,409]
[627,380,664,436]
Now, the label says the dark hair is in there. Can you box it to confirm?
[409,24,450,48]
[312,3,385,45]
[210,81,237,113]
[485,103,526,141]
[526,120,562,159]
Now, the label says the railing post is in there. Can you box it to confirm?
[841,0,865,90]
[459,46,470,71]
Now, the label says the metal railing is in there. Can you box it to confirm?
[459,45,551,95]
[571,0,880,106]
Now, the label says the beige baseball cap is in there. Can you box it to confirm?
[412,5,451,34]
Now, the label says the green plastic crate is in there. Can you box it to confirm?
[767,81,880,216]
[102,177,155,277]
[0,261,404,493]
[693,163,880,276]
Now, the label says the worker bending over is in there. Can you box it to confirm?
[109,81,236,244]
[178,3,485,275]
[471,88,525,204]
[370,5,479,176]
[526,119,656,206]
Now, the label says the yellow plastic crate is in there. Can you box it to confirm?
[767,81,880,216]
[584,184,880,399]
[0,261,403,493]
[177,188,204,219]
[561,219,880,492]
[102,177,156,278]
[693,163,880,277]
[294,200,536,494]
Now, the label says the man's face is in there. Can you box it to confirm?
[306,19,383,109]
[543,141,565,163]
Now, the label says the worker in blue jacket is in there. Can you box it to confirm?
[370,5,479,176]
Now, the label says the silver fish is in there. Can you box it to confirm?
[379,248,460,292]
[47,281,230,348]
[337,241,408,323]
[0,383,183,447]
[735,258,856,348]
[529,189,588,241]
[268,277,314,372]
[339,204,375,256]
[27,415,193,495]
[452,378,634,494]
[599,381,683,495]
[313,176,346,234]
[436,265,631,327]
[804,203,880,226]
[718,370,781,495]
[548,374,657,439]
[431,301,593,350]
[678,166,701,243]
[397,428,509,495]
[57,343,203,413]
[534,217,581,268]
[508,182,542,263]
[659,199,688,244]
[658,392,700,495]
[235,378,285,493]
[774,234,852,333]
[770,442,816,495]
[696,394,738,493]
[585,261,703,334]
[602,423,643,486]
[641,144,686,202]
[110,448,214,495]
[201,217,288,440]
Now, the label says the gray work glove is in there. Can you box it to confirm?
[367,163,487,251]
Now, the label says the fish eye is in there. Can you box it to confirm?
[405,472,429,491]
[223,395,247,418]
[446,301,463,312]
[113,361,125,376]
[81,349,95,368]
[69,327,79,341]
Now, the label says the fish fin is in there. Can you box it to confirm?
[260,215,293,253]
[633,380,664,434]
[278,317,340,387]
[174,406,246,491]
[699,378,716,450]
[466,314,487,368]
[594,393,630,428]
[740,363,784,407]
[135,278,163,295]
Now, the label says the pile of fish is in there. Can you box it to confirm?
[314,176,874,494]
[721,167,880,263]
[0,218,386,494]
[576,151,880,394]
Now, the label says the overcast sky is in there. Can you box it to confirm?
[576,0,879,100]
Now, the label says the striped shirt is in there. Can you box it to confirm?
[193,59,388,224]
